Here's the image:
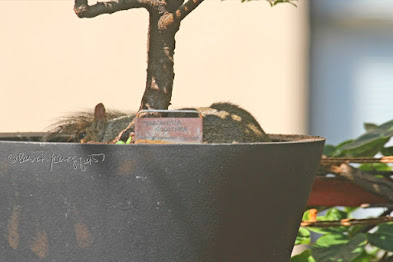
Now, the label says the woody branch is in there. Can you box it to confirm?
[320,158,393,203]
[301,208,393,229]
[301,216,393,228]
[74,0,149,18]
[74,0,203,21]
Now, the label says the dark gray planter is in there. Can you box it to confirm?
[0,134,324,262]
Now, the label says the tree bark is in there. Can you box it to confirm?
[140,10,179,111]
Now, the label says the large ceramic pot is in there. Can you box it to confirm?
[0,134,324,262]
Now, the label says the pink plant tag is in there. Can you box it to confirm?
[134,110,203,143]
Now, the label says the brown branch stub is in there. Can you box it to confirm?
[74,0,148,18]
[158,0,204,29]
[175,0,204,21]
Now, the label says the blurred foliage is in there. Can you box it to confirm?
[266,0,297,6]
[292,120,393,261]
[324,120,393,157]
[293,209,392,261]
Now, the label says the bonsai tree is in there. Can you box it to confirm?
[73,0,295,141]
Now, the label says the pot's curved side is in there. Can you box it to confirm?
[0,135,324,262]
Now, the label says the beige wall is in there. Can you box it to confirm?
[0,0,308,134]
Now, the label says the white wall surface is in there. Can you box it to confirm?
[0,0,308,134]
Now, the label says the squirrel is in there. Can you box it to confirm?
[42,102,271,143]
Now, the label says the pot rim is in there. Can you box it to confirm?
[0,132,325,145]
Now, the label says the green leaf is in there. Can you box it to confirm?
[329,139,354,157]
[336,139,355,149]
[335,119,393,157]
[291,249,316,262]
[358,163,391,172]
[308,227,345,235]
[365,247,380,257]
[307,208,349,235]
[323,145,337,157]
[315,234,350,247]
[364,123,377,132]
[367,223,393,252]
[344,207,359,215]
[312,233,367,262]
[295,227,311,245]
[381,146,393,156]
[337,137,389,157]
[302,209,311,221]
[350,250,372,262]
[348,225,364,238]
[367,247,381,258]
[321,208,348,221]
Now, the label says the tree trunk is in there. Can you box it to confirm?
[117,10,181,141]
[140,11,179,111]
